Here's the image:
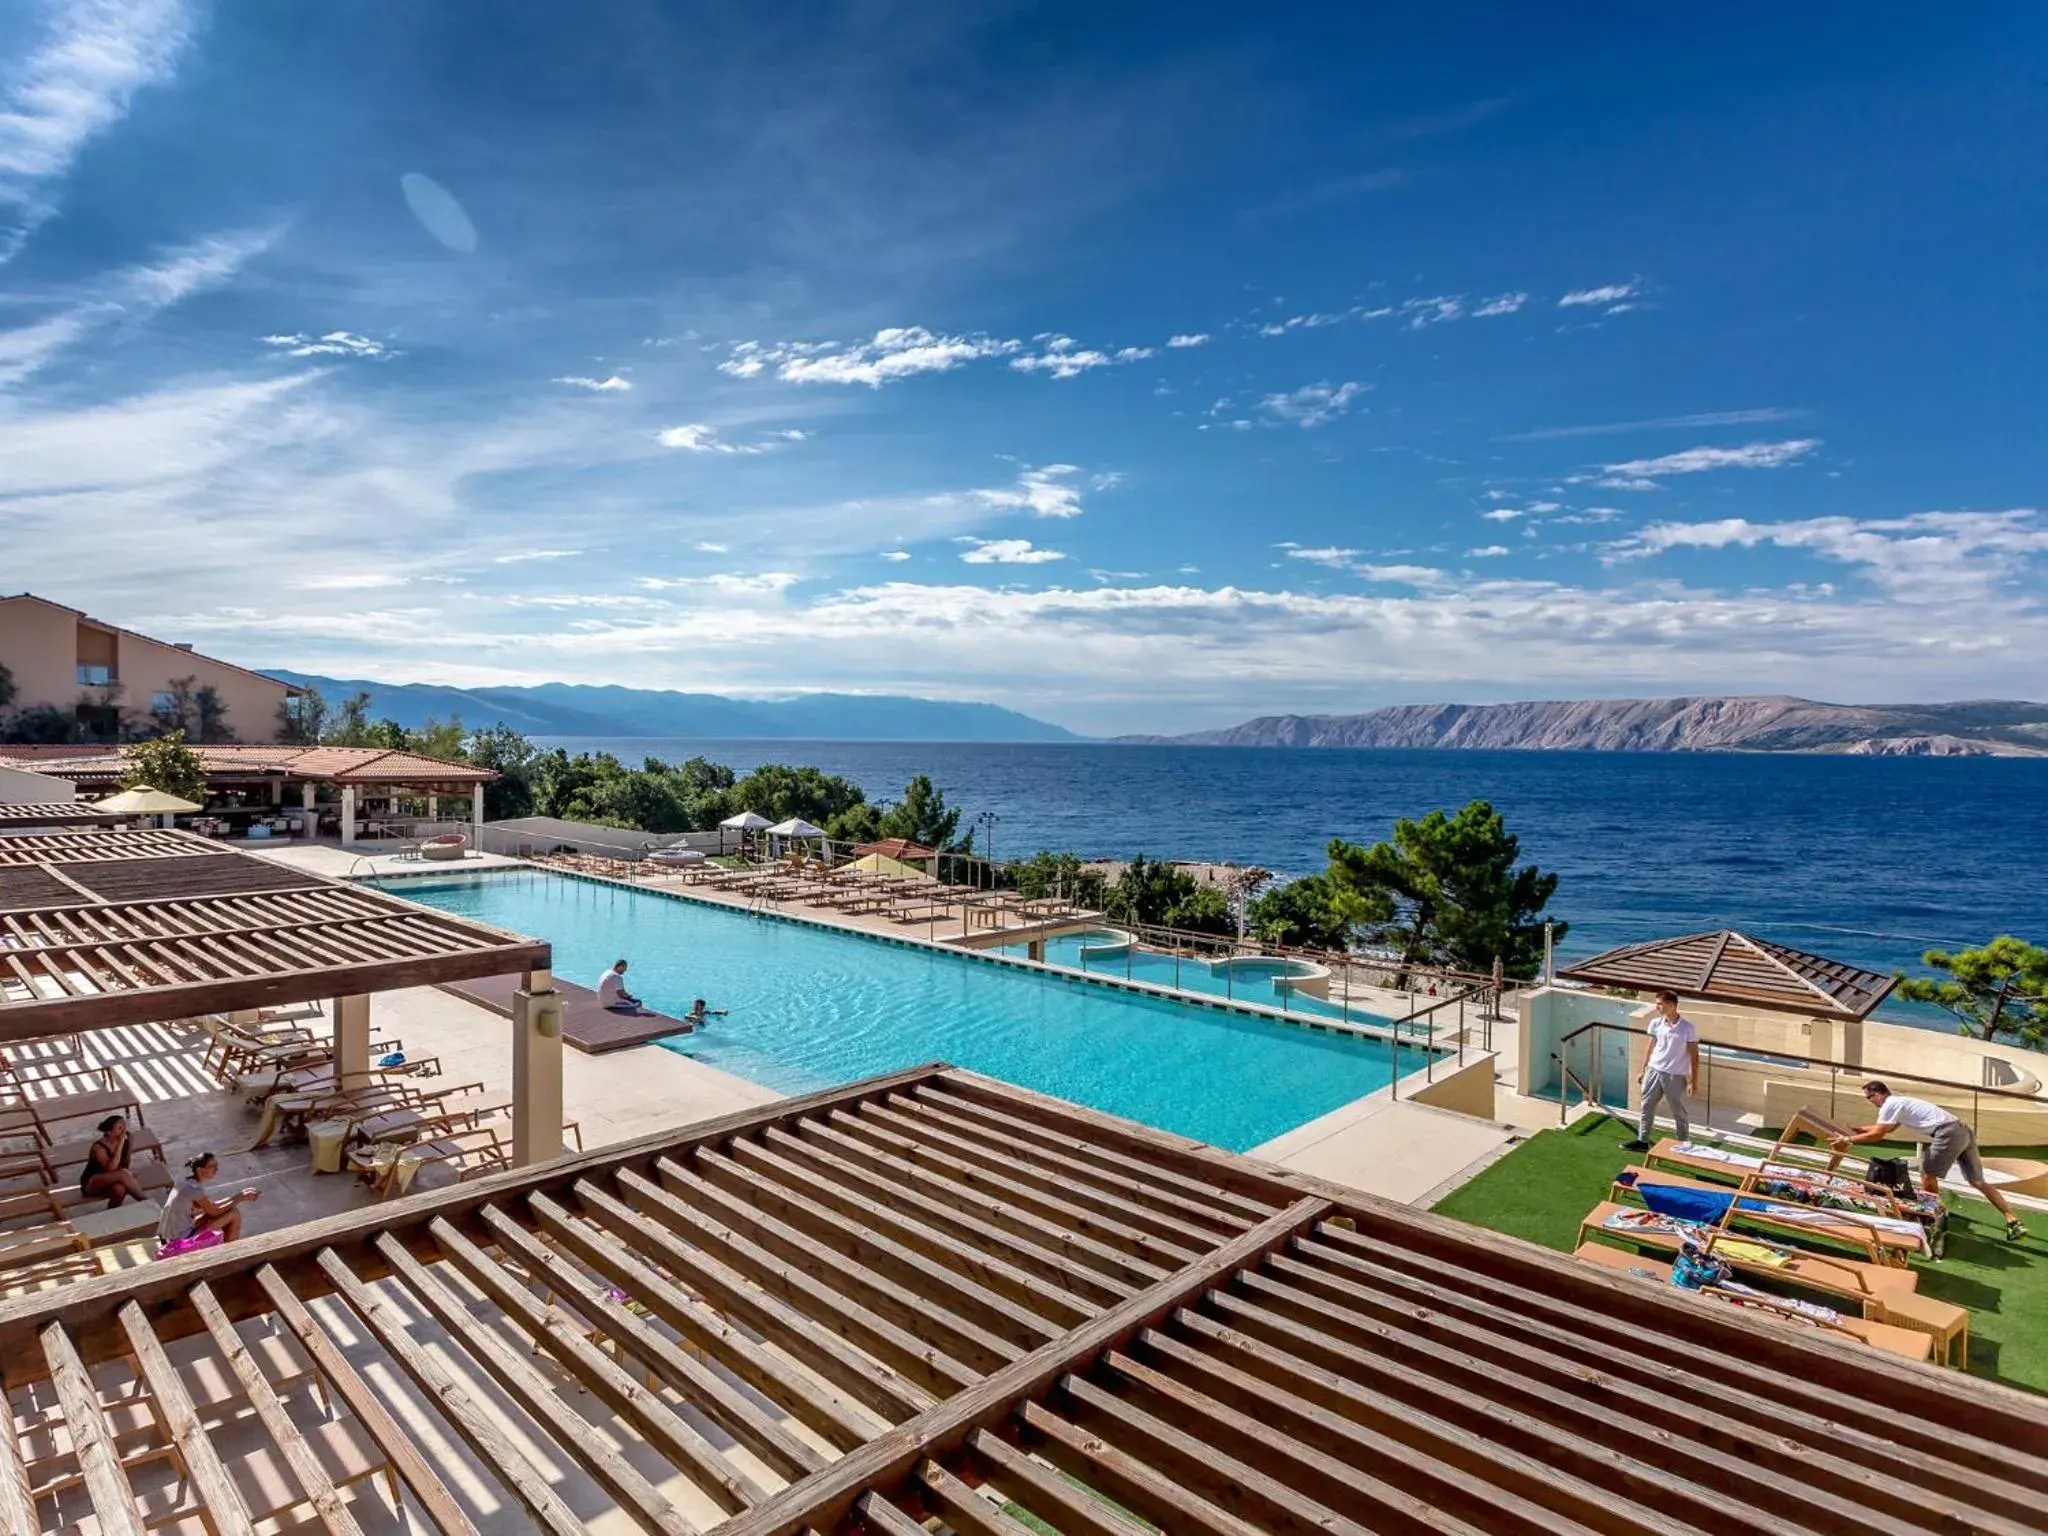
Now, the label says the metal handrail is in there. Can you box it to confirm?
[1554,1018,2043,1103]
[1551,1017,2043,1137]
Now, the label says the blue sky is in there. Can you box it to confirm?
[2,2,2045,734]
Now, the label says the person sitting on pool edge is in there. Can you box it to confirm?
[683,998,727,1027]
[597,958,644,1013]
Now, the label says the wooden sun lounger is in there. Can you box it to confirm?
[1643,1136,1918,1216]
[1569,1241,1935,1363]
[0,1067,146,1134]
[1577,1200,1920,1311]
[1613,1166,1923,1265]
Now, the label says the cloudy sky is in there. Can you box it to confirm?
[2,2,2044,734]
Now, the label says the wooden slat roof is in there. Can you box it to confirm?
[1557,928,1897,1020]
[0,803,122,827]
[0,828,547,1037]
[2,1067,2039,1535]
[0,743,495,789]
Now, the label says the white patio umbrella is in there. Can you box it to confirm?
[764,816,825,861]
[92,785,202,827]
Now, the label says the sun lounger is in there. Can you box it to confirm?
[1646,1136,1926,1215]
[0,1067,146,1134]
[354,1124,509,1197]
[1612,1166,1927,1264]
[1569,1241,1935,1362]
[1577,1200,1920,1311]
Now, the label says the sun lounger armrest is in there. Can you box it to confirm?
[6,1064,117,1093]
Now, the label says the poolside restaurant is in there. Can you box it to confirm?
[0,850,2042,1529]
[0,744,497,845]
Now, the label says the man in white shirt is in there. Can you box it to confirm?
[596,959,643,1013]
[1621,989,1698,1153]
[1833,1080,2027,1241]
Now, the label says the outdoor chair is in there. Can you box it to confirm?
[0,1068,146,1138]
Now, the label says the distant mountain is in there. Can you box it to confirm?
[263,672,1081,743]
[1118,696,2048,755]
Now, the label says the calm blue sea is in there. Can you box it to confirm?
[535,739,2048,987]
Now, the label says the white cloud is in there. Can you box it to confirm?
[973,463,1088,519]
[492,549,579,564]
[725,327,1017,387]
[694,541,730,553]
[1472,292,1528,317]
[1165,333,1210,348]
[1261,380,1368,428]
[1402,295,1465,329]
[880,550,911,562]
[554,374,632,392]
[958,537,1064,565]
[1466,545,1511,558]
[1011,346,1112,378]
[1526,501,1561,513]
[1602,439,1820,478]
[1284,546,1363,567]
[655,422,801,455]
[0,0,192,256]
[117,224,281,305]
[262,331,392,361]
[1481,508,1522,522]
[1499,408,1799,441]
[1559,281,1642,307]
[1612,508,2048,604]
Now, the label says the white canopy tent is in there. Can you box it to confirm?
[764,817,825,838]
[718,808,773,857]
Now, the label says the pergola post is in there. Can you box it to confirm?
[1841,1015,1865,1068]
[512,967,564,1167]
[471,789,484,842]
[425,793,438,825]
[332,994,371,1085]
[300,782,316,838]
[340,786,356,846]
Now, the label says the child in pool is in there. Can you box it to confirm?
[683,998,727,1027]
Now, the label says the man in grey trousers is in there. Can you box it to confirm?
[1621,989,1699,1152]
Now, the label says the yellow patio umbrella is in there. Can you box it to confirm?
[91,785,202,823]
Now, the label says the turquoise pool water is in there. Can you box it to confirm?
[389,871,1419,1151]
[996,931,1407,1027]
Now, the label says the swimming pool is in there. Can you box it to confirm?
[996,930,1396,1026]
[389,871,1421,1151]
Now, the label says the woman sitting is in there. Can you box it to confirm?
[157,1153,262,1254]
[80,1115,147,1208]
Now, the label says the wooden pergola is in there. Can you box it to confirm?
[0,1066,2039,1535]
[0,803,123,829]
[0,826,564,1162]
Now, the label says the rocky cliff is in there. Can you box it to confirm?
[1123,696,2048,754]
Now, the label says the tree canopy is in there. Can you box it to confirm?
[1896,936,2048,1050]
[117,731,207,804]
[1100,855,1237,936]
[1325,799,1562,977]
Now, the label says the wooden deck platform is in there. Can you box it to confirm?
[435,972,692,1054]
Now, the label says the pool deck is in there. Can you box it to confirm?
[436,971,694,1053]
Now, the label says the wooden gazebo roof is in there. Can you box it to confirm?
[849,838,937,861]
[1557,929,1896,1020]
[0,802,122,828]
[0,827,548,1038]
[0,1066,2038,1535]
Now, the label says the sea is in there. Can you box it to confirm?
[535,738,2048,993]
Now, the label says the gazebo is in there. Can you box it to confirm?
[849,837,938,878]
[0,825,564,1165]
[1557,928,1896,1063]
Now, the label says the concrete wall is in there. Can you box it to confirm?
[0,764,75,804]
[1410,1051,1499,1120]
[0,595,291,742]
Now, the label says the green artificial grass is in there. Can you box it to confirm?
[1431,1114,2048,1395]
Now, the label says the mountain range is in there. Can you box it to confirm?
[1117,696,2048,755]
[262,673,1079,743]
